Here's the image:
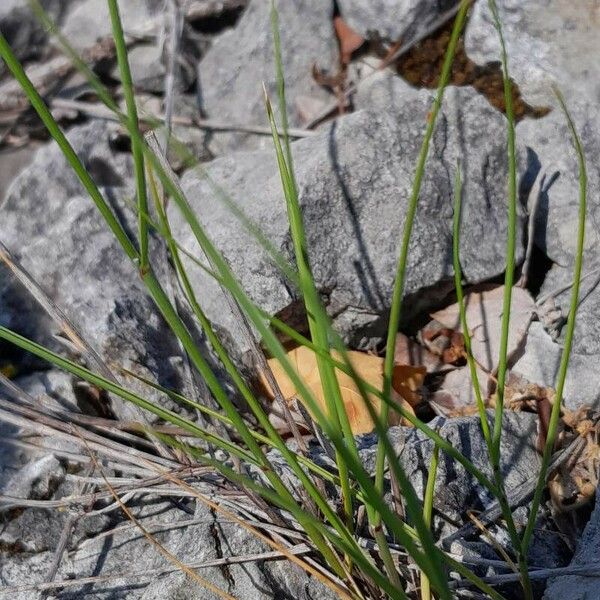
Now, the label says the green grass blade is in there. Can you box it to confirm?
[270,0,294,179]
[0,31,352,576]
[146,163,360,533]
[521,87,587,553]
[420,444,439,600]
[107,0,149,270]
[28,0,121,114]
[485,3,533,596]
[376,0,470,519]
[487,0,517,463]
[264,89,359,535]
[452,164,491,446]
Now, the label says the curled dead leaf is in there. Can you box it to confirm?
[431,285,535,373]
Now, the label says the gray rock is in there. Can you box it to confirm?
[517,99,600,268]
[4,454,64,500]
[173,78,526,362]
[337,0,459,42]
[0,121,192,424]
[59,0,162,51]
[197,0,337,152]
[360,411,540,537]
[114,43,166,94]
[511,320,562,387]
[465,0,600,107]
[109,41,197,94]
[0,144,41,206]
[15,369,80,413]
[544,493,600,600]
[518,261,600,411]
[0,0,69,77]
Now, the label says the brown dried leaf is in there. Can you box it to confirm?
[392,364,426,407]
[394,332,449,373]
[334,16,364,66]
[431,285,535,372]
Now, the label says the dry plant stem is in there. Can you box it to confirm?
[522,87,587,554]
[536,266,600,306]
[517,175,542,288]
[376,0,470,521]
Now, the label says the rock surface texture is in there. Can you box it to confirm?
[197,0,337,152]
[0,0,598,596]
[337,0,459,42]
[544,493,600,600]
[465,0,600,107]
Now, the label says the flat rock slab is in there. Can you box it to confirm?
[360,411,540,537]
[465,0,600,107]
[0,496,337,600]
[173,79,526,361]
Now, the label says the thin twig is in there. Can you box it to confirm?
[517,173,543,288]
[50,97,315,137]
[536,266,600,306]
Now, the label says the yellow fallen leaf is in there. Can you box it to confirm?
[260,346,421,435]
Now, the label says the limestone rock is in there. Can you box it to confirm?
[465,0,600,107]
[173,79,526,362]
[197,0,337,152]
[337,0,459,42]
